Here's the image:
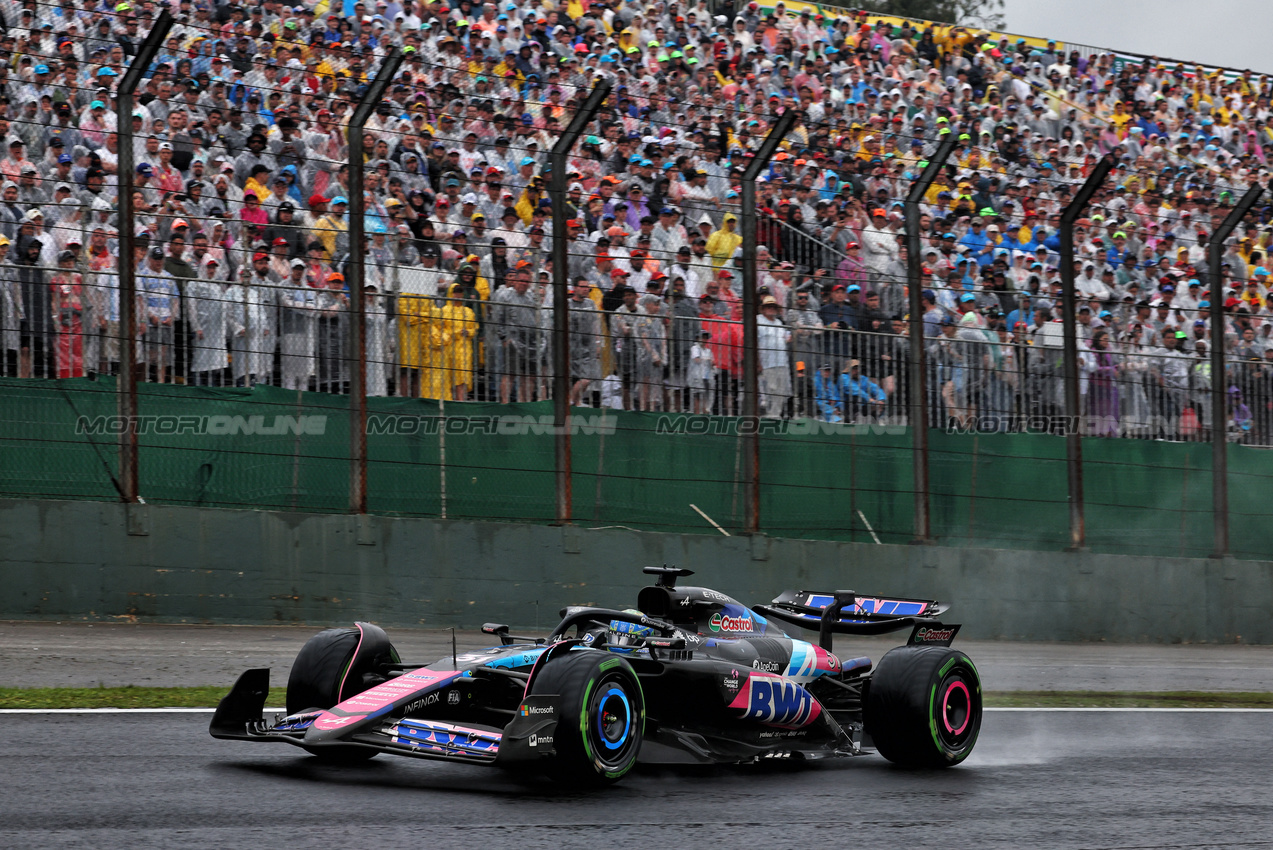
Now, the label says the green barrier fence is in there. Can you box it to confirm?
[4,377,1273,560]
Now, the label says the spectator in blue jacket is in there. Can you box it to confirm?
[1105,231,1130,267]
[841,358,887,421]
[959,218,993,267]
[814,363,843,422]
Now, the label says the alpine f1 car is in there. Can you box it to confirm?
[211,567,981,784]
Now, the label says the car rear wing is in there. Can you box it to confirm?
[754,590,954,650]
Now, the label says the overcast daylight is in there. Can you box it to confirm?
[1002,0,1267,72]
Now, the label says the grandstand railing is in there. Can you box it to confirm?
[2,0,1271,559]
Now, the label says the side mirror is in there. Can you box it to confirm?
[482,622,544,647]
[482,623,513,646]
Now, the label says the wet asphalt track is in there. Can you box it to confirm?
[2,710,1271,849]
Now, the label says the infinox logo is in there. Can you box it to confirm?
[914,626,956,642]
[708,611,753,633]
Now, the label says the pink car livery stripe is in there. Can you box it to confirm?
[728,671,822,728]
[312,669,460,732]
[334,623,368,705]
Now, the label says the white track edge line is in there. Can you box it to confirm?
[986,707,1273,712]
[0,707,283,714]
[1,707,1272,715]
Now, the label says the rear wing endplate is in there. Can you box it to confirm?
[754,590,954,650]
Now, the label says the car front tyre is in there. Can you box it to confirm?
[287,623,399,764]
[529,651,645,786]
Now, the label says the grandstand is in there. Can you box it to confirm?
[3,0,1273,556]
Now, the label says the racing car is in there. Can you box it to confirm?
[211,566,981,784]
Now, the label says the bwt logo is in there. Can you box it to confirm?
[738,678,819,726]
[76,415,327,436]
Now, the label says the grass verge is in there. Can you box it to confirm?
[985,690,1273,708]
[3,687,1273,710]
[0,686,288,709]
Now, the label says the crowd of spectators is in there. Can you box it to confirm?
[3,0,1273,441]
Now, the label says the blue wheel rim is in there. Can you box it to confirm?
[596,686,631,750]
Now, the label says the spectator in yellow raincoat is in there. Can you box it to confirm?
[396,282,436,398]
[706,213,742,269]
[514,176,547,225]
[438,282,478,400]
[419,303,451,400]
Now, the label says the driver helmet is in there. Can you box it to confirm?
[607,609,654,654]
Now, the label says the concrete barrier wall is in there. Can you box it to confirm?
[1,498,1269,643]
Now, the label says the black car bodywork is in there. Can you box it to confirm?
[211,567,981,781]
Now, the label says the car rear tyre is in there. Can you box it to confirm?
[529,651,644,786]
[287,622,400,763]
[864,645,981,768]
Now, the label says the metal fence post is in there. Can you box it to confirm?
[115,11,172,504]
[904,132,955,544]
[1058,155,1113,550]
[1208,183,1263,557]
[740,109,801,535]
[346,47,403,515]
[550,82,611,525]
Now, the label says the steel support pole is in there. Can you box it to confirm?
[346,48,403,514]
[1058,155,1114,550]
[740,109,801,535]
[115,11,172,504]
[904,132,956,544]
[1208,183,1263,557]
[550,82,611,525]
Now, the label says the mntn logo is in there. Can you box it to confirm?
[743,678,818,726]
